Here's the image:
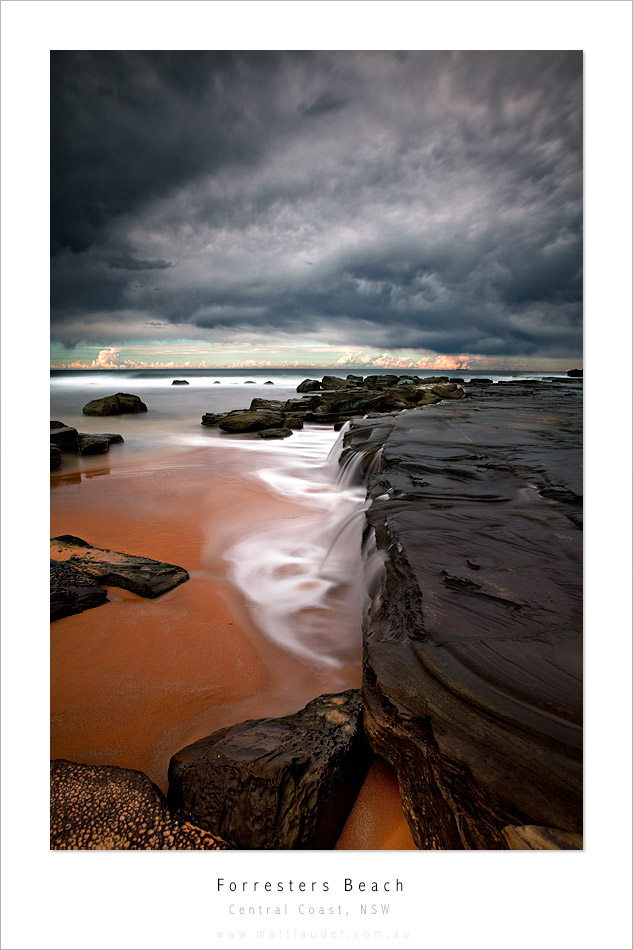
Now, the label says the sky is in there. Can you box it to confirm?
[50,51,583,371]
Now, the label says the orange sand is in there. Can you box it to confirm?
[51,444,414,847]
[336,759,417,849]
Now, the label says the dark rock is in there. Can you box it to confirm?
[321,375,348,390]
[264,380,274,385]
[168,690,372,849]
[82,393,148,416]
[50,760,231,850]
[364,374,400,389]
[284,395,324,412]
[50,425,79,451]
[50,420,68,429]
[171,379,189,385]
[349,385,582,848]
[431,383,466,399]
[466,378,493,386]
[283,416,304,430]
[201,413,220,426]
[213,380,221,384]
[448,378,465,384]
[567,368,583,378]
[346,374,364,385]
[420,376,449,384]
[333,421,348,431]
[50,535,189,598]
[249,398,285,411]
[50,445,62,470]
[501,824,582,850]
[257,427,294,439]
[297,378,323,393]
[218,409,286,433]
[50,559,109,620]
[244,380,256,384]
[77,435,109,455]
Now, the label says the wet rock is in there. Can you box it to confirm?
[350,385,582,848]
[244,380,256,384]
[284,416,304,429]
[50,535,189,598]
[50,425,79,451]
[501,824,582,850]
[50,444,61,470]
[168,690,372,849]
[466,378,493,386]
[257,427,294,439]
[82,393,148,416]
[297,378,323,392]
[567,368,583,378]
[284,395,324,412]
[77,434,110,455]
[321,375,348,390]
[264,380,275,385]
[171,379,189,385]
[218,409,286,433]
[346,374,364,385]
[50,559,110,620]
[201,413,220,426]
[249,398,285,411]
[431,383,466,399]
[51,760,231,850]
[50,420,68,429]
[213,380,221,384]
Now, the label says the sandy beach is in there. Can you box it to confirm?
[51,439,414,849]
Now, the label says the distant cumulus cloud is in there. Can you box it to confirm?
[50,51,582,364]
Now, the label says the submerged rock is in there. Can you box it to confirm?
[82,393,148,416]
[50,559,109,620]
[171,379,189,385]
[168,690,372,849]
[264,380,275,385]
[50,535,189,599]
[51,760,230,850]
[257,427,293,439]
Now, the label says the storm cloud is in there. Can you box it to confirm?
[51,51,582,360]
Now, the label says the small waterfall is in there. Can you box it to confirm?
[325,422,350,479]
[337,446,383,488]
[318,506,369,580]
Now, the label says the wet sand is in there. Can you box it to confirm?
[51,442,414,847]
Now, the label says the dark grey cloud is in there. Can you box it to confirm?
[51,51,582,359]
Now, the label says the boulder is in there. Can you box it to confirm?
[50,535,189,598]
[431,383,466,399]
[50,559,109,620]
[50,420,68,429]
[50,445,62,470]
[218,410,286,433]
[284,395,324,412]
[321,375,348,390]
[171,379,189,385]
[50,425,79,451]
[264,380,274,385]
[249,398,285,411]
[77,435,109,455]
[567,368,583,378]
[244,380,256,384]
[168,690,372,849]
[283,416,304,430]
[51,760,230,850]
[213,380,221,384]
[201,413,220,426]
[257,427,294,439]
[82,393,148,416]
[346,374,364,385]
[501,824,582,850]
[297,378,323,393]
